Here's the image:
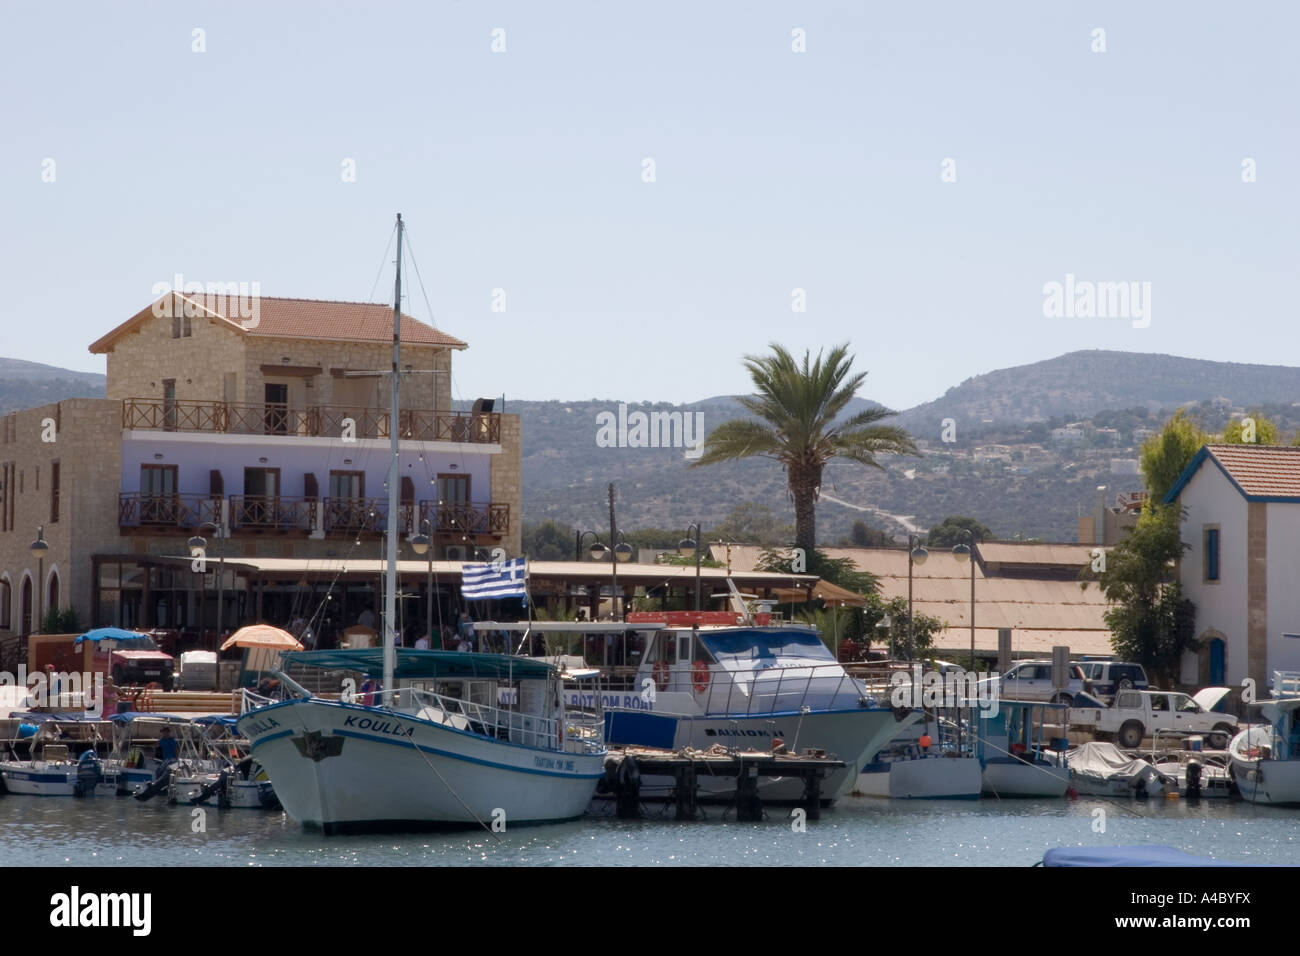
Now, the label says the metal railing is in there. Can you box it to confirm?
[391,686,604,755]
[653,662,873,717]
[122,398,501,443]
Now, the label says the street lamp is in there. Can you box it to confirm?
[188,519,227,648]
[952,529,976,671]
[408,518,436,648]
[677,522,704,612]
[30,526,48,634]
[907,534,928,661]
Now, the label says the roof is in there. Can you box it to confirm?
[89,293,468,353]
[282,647,555,680]
[1164,444,1300,504]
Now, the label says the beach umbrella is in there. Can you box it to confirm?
[220,625,303,652]
[75,627,148,645]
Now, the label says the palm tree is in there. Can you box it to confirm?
[692,343,917,554]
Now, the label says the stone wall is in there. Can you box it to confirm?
[491,413,522,556]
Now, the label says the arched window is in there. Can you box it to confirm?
[0,578,10,631]
[20,576,33,636]
[46,571,60,623]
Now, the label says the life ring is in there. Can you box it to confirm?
[652,661,669,692]
[692,660,710,694]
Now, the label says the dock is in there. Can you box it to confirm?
[599,746,845,822]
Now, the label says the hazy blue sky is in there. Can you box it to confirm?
[2,1,1295,412]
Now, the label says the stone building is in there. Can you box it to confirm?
[0,291,520,645]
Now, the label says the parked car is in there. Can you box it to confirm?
[101,634,176,691]
[1074,661,1149,702]
[997,661,1087,705]
[1072,688,1238,750]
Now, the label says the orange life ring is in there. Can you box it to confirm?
[653,661,670,692]
[692,660,710,694]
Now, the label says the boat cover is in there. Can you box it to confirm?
[1042,846,1243,867]
[1067,741,1168,788]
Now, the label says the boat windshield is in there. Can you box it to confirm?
[698,629,834,664]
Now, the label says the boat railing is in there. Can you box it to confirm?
[393,687,603,755]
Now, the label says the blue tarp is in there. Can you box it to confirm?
[1042,846,1245,867]
[107,712,187,723]
[74,627,148,645]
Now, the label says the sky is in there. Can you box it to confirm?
[1,1,1296,412]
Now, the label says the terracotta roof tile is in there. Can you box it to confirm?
[90,294,466,353]
[1204,444,1300,499]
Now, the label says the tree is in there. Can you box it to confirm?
[860,593,945,661]
[1220,412,1279,446]
[692,343,918,554]
[710,502,794,547]
[757,547,878,596]
[520,520,576,561]
[1089,505,1196,687]
[843,519,892,547]
[1139,410,1209,503]
[926,515,994,547]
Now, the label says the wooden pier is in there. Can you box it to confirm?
[599,746,845,822]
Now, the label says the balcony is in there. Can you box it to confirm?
[122,398,501,444]
[118,494,510,538]
[419,500,511,535]
[229,495,317,532]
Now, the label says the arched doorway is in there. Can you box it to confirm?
[0,577,10,631]
[47,571,60,621]
[20,576,33,636]
[1208,637,1226,686]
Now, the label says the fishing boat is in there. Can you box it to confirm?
[1228,671,1300,806]
[0,714,107,796]
[188,714,279,810]
[854,711,981,799]
[235,214,608,832]
[978,700,1071,798]
[530,611,913,803]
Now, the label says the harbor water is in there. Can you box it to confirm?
[3,793,1296,867]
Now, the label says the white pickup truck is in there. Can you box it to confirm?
[1070,688,1238,750]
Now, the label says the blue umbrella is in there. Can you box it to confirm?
[74,627,148,645]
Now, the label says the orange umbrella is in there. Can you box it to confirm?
[220,624,304,652]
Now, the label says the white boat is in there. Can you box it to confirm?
[0,715,118,796]
[1061,741,1174,797]
[543,613,911,803]
[238,648,606,832]
[1152,751,1233,798]
[978,700,1071,798]
[1229,673,1300,806]
[855,714,981,799]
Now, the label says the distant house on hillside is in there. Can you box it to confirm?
[1163,444,1300,689]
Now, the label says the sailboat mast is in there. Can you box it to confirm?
[384,213,403,703]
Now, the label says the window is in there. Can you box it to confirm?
[1204,526,1220,582]
[50,461,59,523]
[171,315,192,338]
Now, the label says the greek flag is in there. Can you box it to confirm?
[461,558,528,601]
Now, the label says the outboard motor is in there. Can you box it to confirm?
[1185,760,1202,799]
[74,750,102,797]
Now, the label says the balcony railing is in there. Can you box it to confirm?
[122,399,501,444]
[118,494,509,537]
[418,500,511,535]
[119,493,221,530]
[229,495,317,532]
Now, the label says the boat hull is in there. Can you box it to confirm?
[855,756,982,799]
[0,762,78,796]
[982,761,1070,798]
[1230,757,1300,805]
[238,697,604,832]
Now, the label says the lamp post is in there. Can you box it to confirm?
[30,526,49,635]
[907,534,928,661]
[408,518,435,647]
[952,530,976,671]
[188,520,227,648]
[677,522,704,612]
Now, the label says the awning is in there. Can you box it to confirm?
[282,648,556,681]
[771,579,867,608]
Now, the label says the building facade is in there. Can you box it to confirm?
[0,292,520,645]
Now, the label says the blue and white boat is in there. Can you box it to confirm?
[1229,670,1300,806]
[540,612,912,803]
[978,699,1071,797]
[237,648,606,832]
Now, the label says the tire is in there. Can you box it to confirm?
[1117,678,1134,691]
[1053,693,1074,707]
[1118,721,1143,749]
[1207,724,1234,751]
